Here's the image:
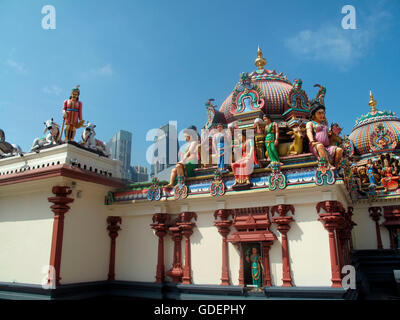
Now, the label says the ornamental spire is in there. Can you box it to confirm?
[369,90,377,112]
[254,45,266,70]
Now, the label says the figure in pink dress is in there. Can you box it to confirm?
[306,101,343,170]
[232,130,257,187]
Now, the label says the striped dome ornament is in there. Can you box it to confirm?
[349,92,400,156]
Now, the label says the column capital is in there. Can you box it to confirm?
[107,216,122,240]
[271,204,295,218]
[369,207,382,222]
[316,200,345,215]
[48,186,74,215]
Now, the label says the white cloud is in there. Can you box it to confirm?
[91,64,114,76]
[43,85,63,95]
[5,58,27,74]
[284,7,391,69]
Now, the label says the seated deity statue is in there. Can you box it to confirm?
[306,101,343,170]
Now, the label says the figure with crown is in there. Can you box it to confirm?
[62,85,85,141]
[306,100,343,170]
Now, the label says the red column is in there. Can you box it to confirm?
[48,186,74,286]
[177,212,197,285]
[271,204,295,287]
[235,243,245,286]
[317,201,344,288]
[151,213,170,283]
[181,229,193,284]
[107,216,122,280]
[336,230,344,275]
[369,207,383,249]
[214,209,233,286]
[261,242,273,287]
[382,206,400,249]
[166,225,183,283]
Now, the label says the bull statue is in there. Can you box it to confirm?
[81,122,110,157]
[0,129,23,158]
[30,119,60,152]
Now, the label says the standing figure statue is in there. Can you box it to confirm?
[263,115,280,164]
[212,123,229,172]
[246,247,264,292]
[165,127,199,188]
[253,118,265,162]
[62,85,84,141]
[366,159,379,187]
[306,101,343,170]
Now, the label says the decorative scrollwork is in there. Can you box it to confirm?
[174,176,188,200]
[315,157,335,186]
[268,163,287,191]
[210,170,226,196]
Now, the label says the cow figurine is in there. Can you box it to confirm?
[81,122,110,157]
[30,119,60,152]
[0,129,23,158]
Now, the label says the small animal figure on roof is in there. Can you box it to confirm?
[81,122,110,157]
[30,119,60,152]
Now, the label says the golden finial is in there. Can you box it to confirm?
[254,45,267,70]
[369,90,377,112]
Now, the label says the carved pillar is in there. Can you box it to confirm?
[48,186,74,286]
[336,230,344,275]
[214,209,233,286]
[271,204,295,287]
[107,216,121,280]
[166,222,183,283]
[369,207,383,250]
[151,213,170,283]
[178,212,197,285]
[317,201,344,288]
[382,206,400,249]
[261,242,273,287]
[347,207,356,251]
[235,243,245,286]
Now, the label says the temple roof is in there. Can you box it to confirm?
[349,92,400,156]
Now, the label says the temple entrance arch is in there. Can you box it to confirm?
[227,207,277,289]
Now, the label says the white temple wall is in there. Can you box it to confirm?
[60,180,111,284]
[115,214,157,282]
[351,204,391,250]
[0,180,56,285]
[283,204,332,286]
[109,187,344,287]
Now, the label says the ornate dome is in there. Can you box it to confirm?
[219,47,297,124]
[348,92,400,156]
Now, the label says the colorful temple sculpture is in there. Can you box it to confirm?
[0,48,399,300]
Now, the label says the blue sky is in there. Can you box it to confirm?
[1,0,399,168]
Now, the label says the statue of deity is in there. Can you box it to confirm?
[165,127,199,188]
[263,115,280,164]
[212,123,229,172]
[62,85,84,141]
[253,118,265,162]
[245,247,264,292]
[380,159,399,192]
[232,130,257,187]
[306,101,343,170]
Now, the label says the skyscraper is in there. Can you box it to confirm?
[107,130,132,180]
[150,122,179,178]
